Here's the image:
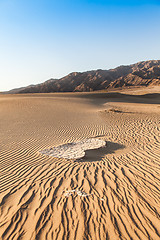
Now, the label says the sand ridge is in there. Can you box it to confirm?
[0,92,160,240]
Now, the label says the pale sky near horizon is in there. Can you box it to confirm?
[0,0,160,91]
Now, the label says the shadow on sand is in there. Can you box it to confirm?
[74,141,125,162]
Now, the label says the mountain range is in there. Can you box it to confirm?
[5,60,160,94]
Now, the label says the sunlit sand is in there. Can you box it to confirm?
[0,89,160,240]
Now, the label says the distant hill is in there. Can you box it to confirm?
[6,60,160,94]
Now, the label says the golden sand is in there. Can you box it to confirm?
[0,91,160,240]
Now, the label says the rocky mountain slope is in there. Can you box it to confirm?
[6,60,160,93]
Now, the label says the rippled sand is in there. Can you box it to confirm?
[0,91,160,240]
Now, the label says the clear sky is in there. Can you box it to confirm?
[0,0,160,91]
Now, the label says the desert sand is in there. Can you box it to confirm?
[0,89,160,240]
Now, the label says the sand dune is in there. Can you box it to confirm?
[0,92,160,240]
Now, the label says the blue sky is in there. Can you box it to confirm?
[0,0,160,91]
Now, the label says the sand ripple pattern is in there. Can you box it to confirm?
[0,94,160,240]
